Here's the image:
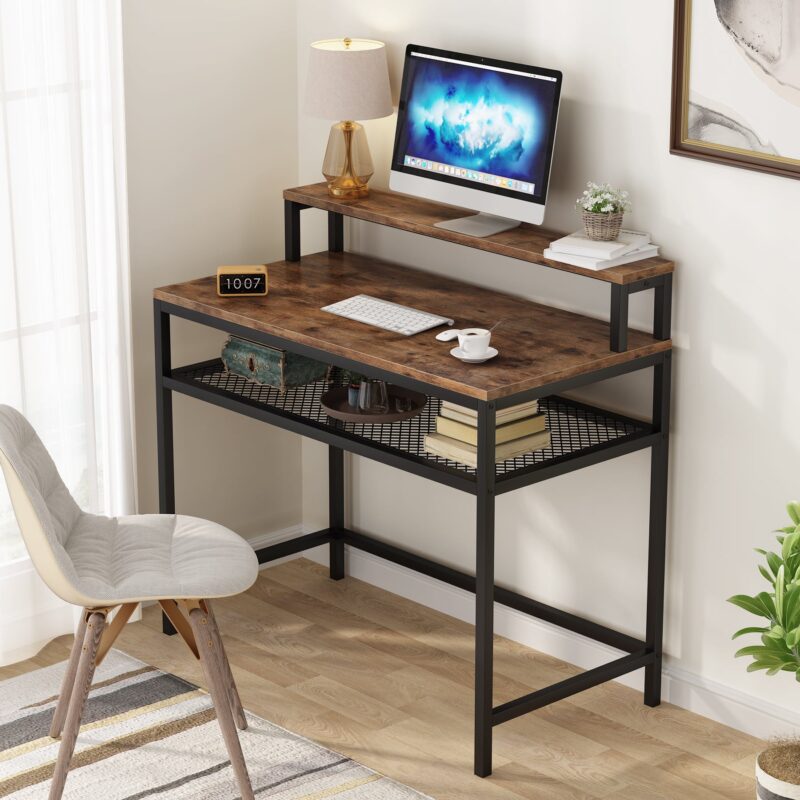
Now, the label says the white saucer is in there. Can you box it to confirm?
[450,346,499,364]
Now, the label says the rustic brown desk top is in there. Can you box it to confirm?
[284,183,674,286]
[154,251,671,401]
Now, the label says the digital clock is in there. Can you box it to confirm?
[216,265,268,297]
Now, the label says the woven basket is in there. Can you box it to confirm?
[757,752,800,799]
[582,211,623,241]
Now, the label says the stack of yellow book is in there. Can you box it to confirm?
[424,400,550,468]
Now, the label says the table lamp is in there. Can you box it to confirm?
[304,38,392,199]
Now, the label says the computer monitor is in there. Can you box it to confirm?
[390,45,562,237]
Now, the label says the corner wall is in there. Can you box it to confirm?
[123,1,303,536]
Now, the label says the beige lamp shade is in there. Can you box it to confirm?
[304,38,392,121]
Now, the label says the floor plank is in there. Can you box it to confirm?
[0,559,760,799]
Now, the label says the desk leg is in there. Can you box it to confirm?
[644,353,671,705]
[329,446,345,580]
[154,302,177,636]
[474,401,496,777]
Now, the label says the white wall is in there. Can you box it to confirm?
[296,0,800,732]
[123,1,302,536]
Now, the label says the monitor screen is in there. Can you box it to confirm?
[391,45,562,206]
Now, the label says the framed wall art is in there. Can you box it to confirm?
[671,0,800,180]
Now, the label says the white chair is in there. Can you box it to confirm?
[0,405,259,800]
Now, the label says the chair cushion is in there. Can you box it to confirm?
[63,513,259,605]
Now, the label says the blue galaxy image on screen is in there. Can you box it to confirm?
[402,56,556,187]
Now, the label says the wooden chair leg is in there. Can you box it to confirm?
[203,600,247,730]
[49,611,106,800]
[95,603,138,667]
[187,605,254,800]
[49,611,88,739]
[158,599,199,658]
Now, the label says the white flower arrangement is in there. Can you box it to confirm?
[576,181,631,215]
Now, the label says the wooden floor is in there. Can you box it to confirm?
[1,558,762,799]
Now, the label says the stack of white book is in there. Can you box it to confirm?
[543,229,659,271]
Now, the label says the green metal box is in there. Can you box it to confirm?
[221,336,328,392]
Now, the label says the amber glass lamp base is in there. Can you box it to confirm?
[322,121,374,199]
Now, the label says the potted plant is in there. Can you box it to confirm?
[575,181,631,241]
[728,502,800,799]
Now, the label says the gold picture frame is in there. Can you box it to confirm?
[670,0,800,180]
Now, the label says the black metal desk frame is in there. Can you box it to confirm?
[154,203,672,777]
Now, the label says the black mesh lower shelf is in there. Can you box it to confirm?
[170,360,652,485]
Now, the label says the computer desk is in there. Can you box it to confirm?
[153,187,673,777]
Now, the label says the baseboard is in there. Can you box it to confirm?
[249,525,798,740]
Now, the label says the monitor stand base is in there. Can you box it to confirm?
[434,213,521,238]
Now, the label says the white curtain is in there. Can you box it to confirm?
[0,0,135,665]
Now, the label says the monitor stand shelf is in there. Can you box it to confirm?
[284,182,674,352]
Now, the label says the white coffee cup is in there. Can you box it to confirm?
[458,328,491,357]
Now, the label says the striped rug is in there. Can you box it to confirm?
[0,651,432,799]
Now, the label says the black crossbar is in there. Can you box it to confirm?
[255,528,335,564]
[492,649,655,725]
[340,529,645,653]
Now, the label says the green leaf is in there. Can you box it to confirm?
[747,661,772,673]
[765,625,786,639]
[734,645,784,660]
[760,634,791,652]
[732,626,769,640]
[728,594,773,620]
[755,548,768,556]
[787,501,800,525]
[759,565,776,585]
[775,566,786,622]
[788,599,800,632]
[783,584,800,612]
[796,670,800,682]
[766,552,783,579]
[757,592,777,617]
[783,531,800,561]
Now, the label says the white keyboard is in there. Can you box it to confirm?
[321,294,454,336]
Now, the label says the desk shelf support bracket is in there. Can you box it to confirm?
[285,200,343,261]
[610,274,673,352]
